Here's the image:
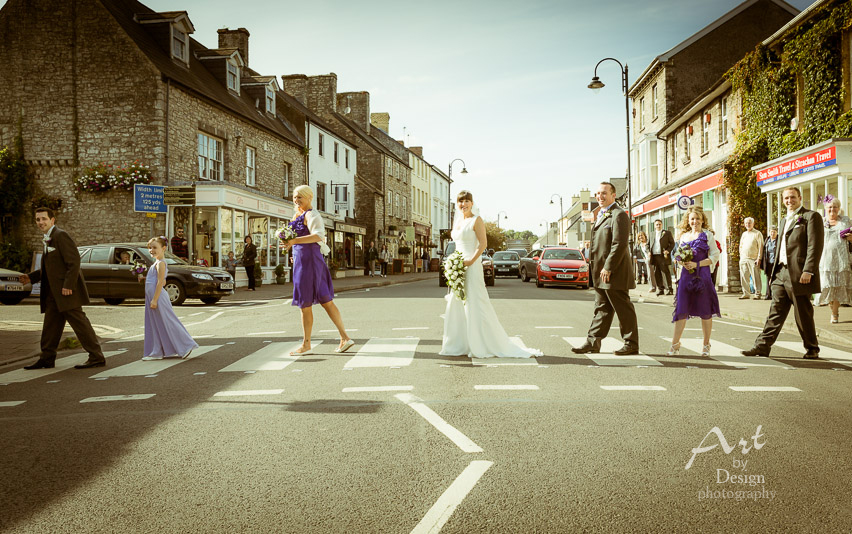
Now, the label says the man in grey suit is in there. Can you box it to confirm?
[742,187,824,359]
[572,182,639,355]
[19,207,106,369]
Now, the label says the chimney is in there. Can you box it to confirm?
[218,28,250,67]
[338,91,370,131]
[305,73,338,115]
[410,146,423,158]
[281,74,308,106]
[371,112,390,133]
[571,194,580,205]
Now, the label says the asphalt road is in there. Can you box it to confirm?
[1,278,851,533]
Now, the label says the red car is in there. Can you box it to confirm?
[535,247,589,289]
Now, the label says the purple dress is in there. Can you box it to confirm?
[672,233,721,322]
[143,261,198,358]
[290,210,335,308]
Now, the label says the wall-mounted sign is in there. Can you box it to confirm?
[133,184,167,213]
[163,186,196,205]
[677,195,693,210]
[756,146,836,186]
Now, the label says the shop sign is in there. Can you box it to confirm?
[163,186,195,205]
[702,190,714,210]
[133,184,167,213]
[756,146,836,186]
[335,222,366,235]
[414,222,430,236]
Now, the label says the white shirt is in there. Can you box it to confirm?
[778,207,802,266]
[652,230,662,254]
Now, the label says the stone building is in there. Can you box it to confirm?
[0,0,307,284]
[429,165,451,256]
[403,144,433,266]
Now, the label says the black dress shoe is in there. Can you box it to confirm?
[803,350,820,359]
[614,345,639,356]
[656,290,664,296]
[571,343,601,354]
[74,360,106,369]
[666,290,674,296]
[741,347,769,357]
[24,359,55,370]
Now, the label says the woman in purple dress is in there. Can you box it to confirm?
[282,185,354,356]
[666,207,721,357]
[142,237,198,360]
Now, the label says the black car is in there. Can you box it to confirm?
[438,241,495,287]
[491,251,521,277]
[78,243,234,305]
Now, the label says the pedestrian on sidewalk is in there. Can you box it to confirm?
[142,237,198,361]
[282,185,354,356]
[739,217,764,299]
[665,207,720,357]
[19,207,106,370]
[367,241,379,277]
[224,251,238,281]
[818,196,852,323]
[761,227,778,300]
[170,227,189,262]
[650,219,675,296]
[379,244,389,278]
[633,231,650,285]
[242,235,257,291]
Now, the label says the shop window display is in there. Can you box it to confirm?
[220,208,233,265]
[249,215,269,266]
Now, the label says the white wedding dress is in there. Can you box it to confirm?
[439,214,542,358]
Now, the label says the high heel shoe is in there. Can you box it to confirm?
[666,342,681,356]
[701,344,711,357]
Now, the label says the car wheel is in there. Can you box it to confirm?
[536,279,544,288]
[200,297,221,305]
[0,297,25,305]
[165,279,187,306]
[103,298,125,305]
[521,268,528,282]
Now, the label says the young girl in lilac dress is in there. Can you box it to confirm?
[142,237,198,360]
[281,185,354,356]
[666,207,721,357]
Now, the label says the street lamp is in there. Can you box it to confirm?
[496,210,508,229]
[540,219,550,246]
[588,57,634,247]
[549,194,563,244]
[448,158,468,229]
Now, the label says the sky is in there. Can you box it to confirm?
[3,0,815,233]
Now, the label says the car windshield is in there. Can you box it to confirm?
[137,248,188,266]
[493,252,519,260]
[543,249,583,261]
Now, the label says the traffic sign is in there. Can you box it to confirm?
[163,186,196,205]
[133,184,167,213]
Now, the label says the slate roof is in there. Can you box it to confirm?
[332,113,409,166]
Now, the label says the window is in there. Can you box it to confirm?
[88,247,111,264]
[334,142,339,164]
[172,26,188,63]
[282,163,290,199]
[265,85,275,114]
[719,97,728,144]
[684,125,692,160]
[227,60,240,92]
[387,191,393,214]
[672,131,679,169]
[701,111,710,154]
[197,132,223,181]
[318,133,324,157]
[402,197,407,220]
[652,84,658,119]
[639,97,645,130]
[345,148,350,169]
[387,158,392,176]
[245,146,256,186]
[395,162,400,180]
[395,193,401,218]
[317,182,327,212]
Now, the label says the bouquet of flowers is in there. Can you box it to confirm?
[131,261,147,275]
[443,250,467,302]
[673,243,696,273]
[277,225,297,242]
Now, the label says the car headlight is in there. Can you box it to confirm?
[579,264,589,272]
[192,273,214,280]
[540,263,551,271]
[482,260,492,266]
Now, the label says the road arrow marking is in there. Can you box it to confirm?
[411,460,493,534]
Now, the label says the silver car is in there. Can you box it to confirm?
[0,268,33,305]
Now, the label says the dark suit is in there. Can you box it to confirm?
[754,208,824,353]
[27,227,104,363]
[650,229,675,290]
[585,204,638,347]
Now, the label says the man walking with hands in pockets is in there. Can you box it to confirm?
[572,182,639,355]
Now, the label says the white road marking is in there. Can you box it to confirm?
[474,385,539,390]
[188,312,204,316]
[91,345,222,378]
[600,385,666,391]
[715,319,757,329]
[213,389,284,397]
[218,342,322,372]
[535,326,573,329]
[344,338,418,368]
[0,401,26,407]
[321,329,358,333]
[0,350,127,384]
[184,311,224,327]
[729,386,801,392]
[563,337,661,366]
[80,394,155,403]
[392,327,429,331]
[411,460,493,534]
[395,393,483,453]
[342,386,414,392]
[669,338,793,369]
[194,372,206,375]
[247,331,287,336]
[773,341,852,361]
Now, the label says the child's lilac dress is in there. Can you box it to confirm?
[672,232,721,322]
[290,210,335,308]
[143,261,198,358]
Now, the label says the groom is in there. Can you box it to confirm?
[573,182,639,355]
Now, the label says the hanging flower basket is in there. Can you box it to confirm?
[75,161,152,193]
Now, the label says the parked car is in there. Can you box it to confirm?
[491,251,521,278]
[519,249,544,282]
[535,247,589,289]
[77,243,234,305]
[506,248,529,258]
[0,268,33,305]
[438,241,494,287]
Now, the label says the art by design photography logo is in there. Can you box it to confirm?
[685,425,776,502]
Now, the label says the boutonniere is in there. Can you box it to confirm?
[599,211,612,222]
[795,216,805,225]
[42,235,51,244]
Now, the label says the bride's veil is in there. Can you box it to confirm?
[454,200,480,227]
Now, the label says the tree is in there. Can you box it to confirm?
[483,220,507,251]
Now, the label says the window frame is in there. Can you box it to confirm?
[265,84,275,115]
[318,133,324,157]
[334,141,339,164]
[282,163,290,199]
[316,182,327,212]
[227,59,240,93]
[652,84,658,120]
[345,148,350,169]
[171,25,188,63]
[639,97,645,130]
[684,125,692,160]
[672,131,679,170]
[719,97,728,144]
[245,146,256,186]
[197,132,223,181]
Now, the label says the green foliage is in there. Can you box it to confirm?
[75,161,152,193]
[504,229,537,241]
[0,240,32,272]
[0,134,34,236]
[483,220,507,251]
[397,245,411,256]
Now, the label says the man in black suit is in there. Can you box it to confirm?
[572,182,639,355]
[19,207,106,369]
[650,219,675,295]
[742,187,824,359]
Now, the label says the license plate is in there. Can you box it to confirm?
[3,284,24,291]
[556,274,573,280]
[498,269,509,272]
[220,283,234,290]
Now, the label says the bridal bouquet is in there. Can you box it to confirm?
[674,243,696,273]
[444,251,467,302]
[277,225,297,242]
[131,261,147,275]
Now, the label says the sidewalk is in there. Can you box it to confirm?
[632,284,852,347]
[0,271,437,369]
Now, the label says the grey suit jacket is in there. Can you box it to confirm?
[590,204,635,290]
[770,208,824,296]
[27,227,91,313]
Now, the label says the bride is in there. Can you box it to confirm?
[439,190,542,358]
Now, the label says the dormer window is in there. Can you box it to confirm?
[265,84,275,114]
[227,60,240,93]
[172,26,188,63]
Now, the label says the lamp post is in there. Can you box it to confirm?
[588,58,634,247]
[549,194,563,244]
[540,219,550,246]
[496,211,508,229]
[448,158,468,229]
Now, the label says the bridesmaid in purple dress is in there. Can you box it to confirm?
[282,185,354,356]
[142,237,198,360]
[666,207,721,357]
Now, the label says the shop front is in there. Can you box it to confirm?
[335,221,365,272]
[414,222,431,270]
